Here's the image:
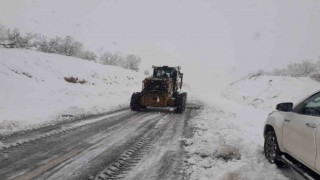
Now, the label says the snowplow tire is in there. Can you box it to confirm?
[175,92,187,113]
[130,92,141,111]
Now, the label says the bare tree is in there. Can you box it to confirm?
[0,24,144,64]
[35,35,49,52]
[285,60,316,77]
[299,60,317,76]
[122,54,141,71]
[61,36,83,56]
[99,51,123,66]
[272,68,285,76]
[77,50,97,61]
[47,36,62,54]
[0,24,10,48]
[0,24,7,42]
[21,32,39,49]
[4,28,22,48]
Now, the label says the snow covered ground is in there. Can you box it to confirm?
[0,48,145,134]
[2,48,320,179]
[223,76,320,109]
[184,76,320,179]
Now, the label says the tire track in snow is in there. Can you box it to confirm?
[32,112,166,180]
[0,111,153,179]
[0,106,200,180]
[93,114,174,180]
[0,107,129,140]
[0,109,131,152]
[94,107,200,180]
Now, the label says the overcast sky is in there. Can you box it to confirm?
[1,0,319,92]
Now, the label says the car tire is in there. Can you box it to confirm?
[264,130,285,167]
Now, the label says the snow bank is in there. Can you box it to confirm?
[223,76,320,109]
[184,95,287,180]
[184,76,320,179]
[0,48,145,134]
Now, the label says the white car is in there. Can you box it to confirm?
[264,90,320,175]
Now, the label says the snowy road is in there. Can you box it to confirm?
[0,106,199,180]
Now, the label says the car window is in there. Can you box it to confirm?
[299,93,320,117]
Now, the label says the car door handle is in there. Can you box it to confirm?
[284,119,291,122]
[306,123,317,128]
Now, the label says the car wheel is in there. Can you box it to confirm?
[264,130,285,167]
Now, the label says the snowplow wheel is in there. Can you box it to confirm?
[175,92,187,113]
[130,92,141,111]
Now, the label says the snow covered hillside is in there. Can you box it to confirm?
[0,49,145,134]
[184,76,320,180]
[223,76,320,109]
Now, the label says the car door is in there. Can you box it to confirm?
[282,92,320,169]
[315,122,320,173]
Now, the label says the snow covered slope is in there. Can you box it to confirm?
[0,49,145,134]
[184,76,320,179]
[223,76,320,109]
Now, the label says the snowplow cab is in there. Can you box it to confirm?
[130,66,187,113]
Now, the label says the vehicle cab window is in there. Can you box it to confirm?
[153,68,173,78]
[295,93,320,117]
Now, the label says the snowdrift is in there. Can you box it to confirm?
[223,76,320,108]
[185,75,320,180]
[0,49,145,134]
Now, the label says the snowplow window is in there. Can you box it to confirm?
[153,68,173,78]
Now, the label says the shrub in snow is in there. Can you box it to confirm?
[273,60,319,77]
[0,24,98,61]
[0,27,37,49]
[60,36,83,57]
[99,51,123,66]
[99,52,141,72]
[76,50,97,61]
[288,60,318,77]
[248,59,320,79]
[0,24,144,70]
[213,144,241,161]
[37,36,84,57]
[122,54,141,72]
[64,76,86,84]
[310,72,320,82]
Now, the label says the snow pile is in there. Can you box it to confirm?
[185,76,320,179]
[0,48,145,134]
[223,76,320,109]
[184,94,286,180]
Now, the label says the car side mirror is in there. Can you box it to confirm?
[276,102,293,112]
